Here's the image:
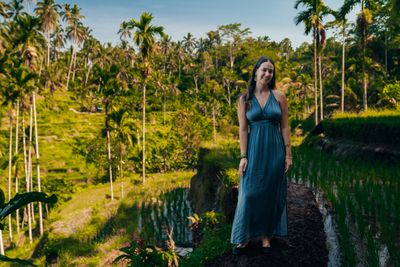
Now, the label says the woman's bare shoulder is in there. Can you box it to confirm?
[272,89,285,99]
[272,88,283,96]
[238,94,246,104]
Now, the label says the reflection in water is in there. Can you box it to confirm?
[314,189,341,267]
[137,187,193,247]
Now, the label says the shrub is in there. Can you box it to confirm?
[379,81,400,107]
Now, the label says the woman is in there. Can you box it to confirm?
[231,56,292,255]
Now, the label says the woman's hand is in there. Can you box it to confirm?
[285,157,292,173]
[238,158,248,177]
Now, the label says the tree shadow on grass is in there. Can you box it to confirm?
[30,232,97,265]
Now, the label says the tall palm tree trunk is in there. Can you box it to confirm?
[105,104,114,200]
[229,45,234,71]
[313,28,319,125]
[384,31,388,75]
[85,64,91,86]
[194,76,198,93]
[341,22,346,113]
[119,144,124,198]
[46,32,51,66]
[178,60,181,81]
[142,83,146,184]
[0,231,4,255]
[33,91,43,235]
[228,83,231,107]
[29,105,35,223]
[22,108,33,243]
[8,113,13,242]
[362,34,368,111]
[72,49,77,81]
[66,47,74,90]
[215,50,219,71]
[361,1,368,111]
[15,102,20,234]
[212,105,216,143]
[318,49,324,120]
[163,87,166,126]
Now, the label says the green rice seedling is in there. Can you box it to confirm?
[366,228,379,267]
[292,144,399,266]
[339,199,357,267]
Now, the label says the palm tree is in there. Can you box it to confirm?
[0,1,10,19]
[93,64,127,200]
[3,61,38,243]
[109,108,137,198]
[150,70,180,126]
[206,30,221,71]
[118,22,134,68]
[297,73,314,116]
[295,0,331,123]
[81,36,100,86]
[340,0,374,111]
[10,15,44,71]
[35,0,61,65]
[174,40,185,80]
[8,13,45,240]
[202,79,224,143]
[160,34,172,73]
[127,11,164,183]
[329,11,349,113]
[6,0,25,20]
[61,3,85,90]
[182,32,197,56]
[31,5,60,236]
[118,21,131,41]
[5,108,13,242]
[51,25,65,60]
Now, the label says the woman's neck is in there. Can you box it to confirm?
[255,83,269,94]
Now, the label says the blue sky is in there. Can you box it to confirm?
[55,0,357,48]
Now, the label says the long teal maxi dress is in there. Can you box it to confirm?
[231,89,288,244]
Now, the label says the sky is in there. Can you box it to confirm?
[54,0,358,48]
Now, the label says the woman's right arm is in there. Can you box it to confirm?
[238,95,248,177]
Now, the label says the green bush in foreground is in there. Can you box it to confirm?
[183,212,231,267]
[114,227,180,267]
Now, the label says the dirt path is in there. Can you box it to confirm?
[207,183,329,267]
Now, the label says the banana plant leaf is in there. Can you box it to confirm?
[0,254,36,266]
[0,190,57,230]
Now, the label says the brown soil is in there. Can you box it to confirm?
[206,183,329,267]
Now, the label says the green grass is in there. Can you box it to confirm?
[331,107,400,119]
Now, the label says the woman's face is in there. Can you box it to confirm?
[255,61,274,86]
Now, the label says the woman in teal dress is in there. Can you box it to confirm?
[231,56,293,254]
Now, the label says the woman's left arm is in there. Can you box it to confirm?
[278,91,292,172]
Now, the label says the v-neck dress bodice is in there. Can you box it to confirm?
[231,89,288,244]
[247,89,282,125]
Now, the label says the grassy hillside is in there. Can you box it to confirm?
[0,90,103,191]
